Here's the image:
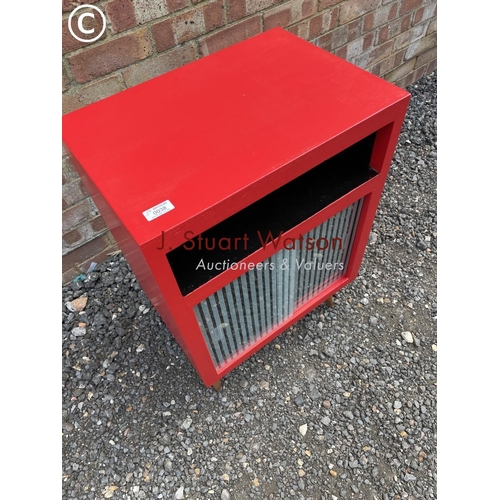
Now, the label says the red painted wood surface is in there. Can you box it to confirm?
[63,28,410,387]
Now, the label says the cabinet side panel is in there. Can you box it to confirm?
[63,147,191,357]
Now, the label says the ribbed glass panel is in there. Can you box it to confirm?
[194,198,364,368]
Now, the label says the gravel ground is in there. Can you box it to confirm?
[62,71,437,500]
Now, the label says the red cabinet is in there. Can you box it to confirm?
[63,28,410,387]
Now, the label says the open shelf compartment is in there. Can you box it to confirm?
[167,132,377,296]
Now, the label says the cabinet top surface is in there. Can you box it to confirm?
[63,28,409,246]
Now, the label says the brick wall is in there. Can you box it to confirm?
[62,0,437,283]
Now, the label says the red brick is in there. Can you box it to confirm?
[301,0,316,18]
[287,24,300,37]
[90,216,108,233]
[62,179,87,209]
[339,0,380,25]
[227,0,247,22]
[63,0,98,13]
[401,0,423,14]
[363,12,375,32]
[309,13,326,39]
[413,5,424,24]
[335,45,348,59]
[62,234,111,272]
[123,44,197,87]
[427,58,436,73]
[62,11,107,54]
[401,13,412,32]
[200,16,261,56]
[388,2,399,20]
[62,19,81,55]
[264,8,292,30]
[318,0,342,12]
[106,0,137,33]
[308,9,337,39]
[62,75,123,114]
[264,0,316,31]
[204,0,225,32]
[152,18,175,53]
[329,7,340,29]
[167,0,190,12]
[63,228,82,246]
[62,199,94,233]
[347,18,362,41]
[377,24,389,45]
[315,31,333,49]
[69,28,153,83]
[363,31,375,50]
[393,48,405,67]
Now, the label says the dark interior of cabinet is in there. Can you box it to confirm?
[167,132,377,296]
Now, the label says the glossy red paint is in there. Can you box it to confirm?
[63,28,410,387]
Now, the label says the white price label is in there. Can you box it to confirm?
[142,200,175,221]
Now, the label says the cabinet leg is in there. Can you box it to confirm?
[212,379,222,392]
[326,296,334,308]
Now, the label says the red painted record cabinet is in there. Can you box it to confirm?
[63,28,410,388]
